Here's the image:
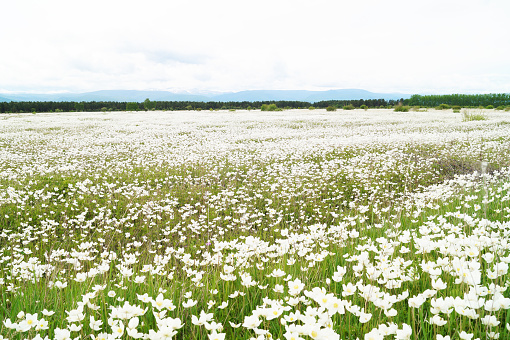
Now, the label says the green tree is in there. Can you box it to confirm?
[143,98,154,111]
[74,102,85,112]
[261,104,278,111]
[126,102,139,111]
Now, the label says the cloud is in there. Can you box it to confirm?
[143,50,208,65]
[1,0,510,93]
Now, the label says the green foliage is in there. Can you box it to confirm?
[342,104,355,110]
[143,98,155,111]
[486,105,494,109]
[326,106,337,112]
[406,93,510,108]
[0,99,390,114]
[185,105,194,110]
[436,104,450,110]
[452,105,461,110]
[74,102,85,112]
[360,105,368,110]
[411,106,427,112]
[5,93,509,114]
[308,106,315,110]
[126,102,139,111]
[462,110,487,121]
[261,103,278,111]
[394,104,410,112]
[495,106,505,110]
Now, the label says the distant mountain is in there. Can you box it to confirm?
[303,89,407,102]
[0,89,411,103]
[212,90,315,102]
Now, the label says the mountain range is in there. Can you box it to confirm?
[0,89,410,103]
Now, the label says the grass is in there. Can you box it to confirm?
[394,104,410,112]
[462,110,488,121]
[1,110,510,340]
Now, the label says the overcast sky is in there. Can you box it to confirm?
[2,0,510,94]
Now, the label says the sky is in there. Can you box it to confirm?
[2,0,510,95]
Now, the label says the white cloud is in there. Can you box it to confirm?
[2,0,510,94]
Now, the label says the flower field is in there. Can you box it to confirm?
[1,108,510,340]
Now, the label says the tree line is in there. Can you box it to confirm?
[1,93,509,113]
[0,98,400,113]
[404,93,510,108]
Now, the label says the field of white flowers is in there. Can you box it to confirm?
[1,108,510,340]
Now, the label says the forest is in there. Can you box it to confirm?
[0,93,509,113]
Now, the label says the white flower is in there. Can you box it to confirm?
[242,315,261,329]
[134,275,145,283]
[341,282,357,297]
[487,331,499,339]
[41,309,55,316]
[459,331,473,340]
[395,324,412,340]
[74,272,87,282]
[431,278,447,290]
[54,281,68,289]
[54,328,72,340]
[359,312,372,323]
[288,278,305,296]
[152,293,175,311]
[408,295,426,308]
[481,315,500,327]
[429,315,447,326]
[273,284,284,293]
[436,335,450,340]
[69,324,82,332]
[35,318,49,331]
[192,311,213,326]
[90,316,103,331]
[182,299,197,308]
[364,329,383,340]
[66,307,85,323]
[208,332,226,340]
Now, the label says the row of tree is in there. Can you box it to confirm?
[0,98,403,113]
[404,93,510,107]
[1,94,509,113]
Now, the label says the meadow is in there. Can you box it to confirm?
[1,108,509,340]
